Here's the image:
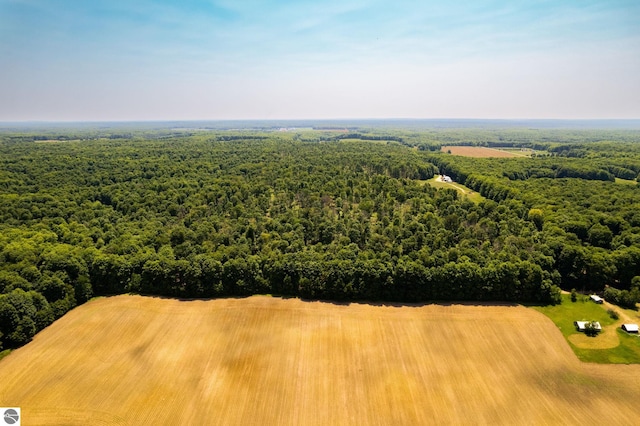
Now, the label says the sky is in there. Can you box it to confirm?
[1,0,639,121]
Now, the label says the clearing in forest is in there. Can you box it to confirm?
[424,175,484,203]
[1,295,639,425]
[441,145,528,157]
[615,177,638,185]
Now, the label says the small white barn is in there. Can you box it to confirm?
[441,175,453,183]
[574,321,602,332]
[621,324,639,333]
[590,295,604,304]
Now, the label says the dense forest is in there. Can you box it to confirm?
[1,125,640,350]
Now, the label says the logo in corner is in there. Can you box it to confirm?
[2,408,20,426]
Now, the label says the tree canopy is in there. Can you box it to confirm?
[1,125,639,349]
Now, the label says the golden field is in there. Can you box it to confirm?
[441,146,525,157]
[1,295,639,425]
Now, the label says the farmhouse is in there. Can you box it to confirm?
[589,295,604,304]
[622,324,639,333]
[574,321,601,332]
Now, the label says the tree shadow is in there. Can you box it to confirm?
[298,297,519,309]
[97,292,520,308]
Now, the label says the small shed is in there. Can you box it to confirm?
[590,295,604,304]
[574,321,602,332]
[621,324,639,333]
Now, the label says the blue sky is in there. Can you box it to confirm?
[1,0,639,121]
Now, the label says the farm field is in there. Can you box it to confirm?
[1,296,640,425]
[441,145,527,157]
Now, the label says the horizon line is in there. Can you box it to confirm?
[2,118,640,124]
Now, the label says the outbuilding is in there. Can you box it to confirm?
[621,324,639,333]
[574,321,602,332]
[590,295,604,304]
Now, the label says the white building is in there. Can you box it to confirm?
[574,321,602,332]
[589,295,604,304]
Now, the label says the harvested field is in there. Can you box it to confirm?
[1,295,639,425]
[441,146,526,157]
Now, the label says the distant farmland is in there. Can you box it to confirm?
[1,295,639,425]
[441,145,529,157]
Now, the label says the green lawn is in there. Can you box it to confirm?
[423,177,485,203]
[532,294,640,364]
[615,177,638,186]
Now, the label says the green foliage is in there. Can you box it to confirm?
[588,224,613,248]
[548,285,563,305]
[532,294,640,363]
[570,288,577,303]
[1,127,640,352]
[0,288,53,348]
[583,321,600,337]
[527,208,544,231]
[607,309,619,320]
[603,286,640,310]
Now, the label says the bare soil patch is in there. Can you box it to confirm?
[1,295,639,425]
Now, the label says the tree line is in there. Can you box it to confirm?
[2,129,639,350]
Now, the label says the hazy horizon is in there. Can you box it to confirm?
[1,0,639,121]
[3,118,640,132]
